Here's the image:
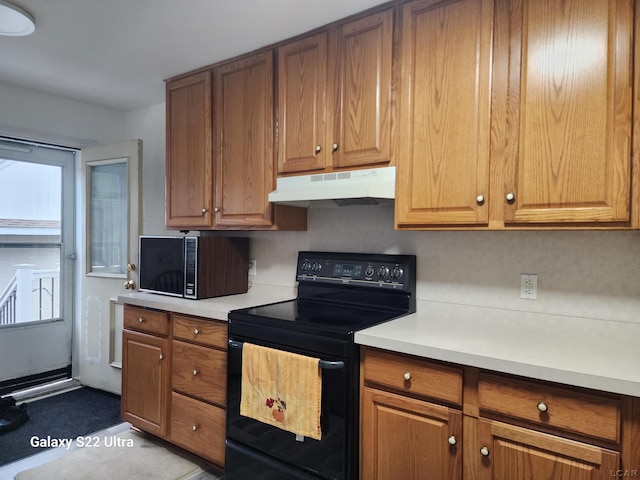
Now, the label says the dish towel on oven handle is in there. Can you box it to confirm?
[240,342,322,440]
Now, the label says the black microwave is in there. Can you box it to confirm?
[138,236,249,299]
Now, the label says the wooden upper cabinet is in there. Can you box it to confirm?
[330,10,394,169]
[494,0,633,225]
[277,9,394,175]
[395,0,494,227]
[277,33,328,174]
[166,71,214,229]
[214,52,278,228]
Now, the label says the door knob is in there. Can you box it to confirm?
[127,263,136,271]
[124,280,136,289]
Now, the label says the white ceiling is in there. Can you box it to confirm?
[0,0,389,112]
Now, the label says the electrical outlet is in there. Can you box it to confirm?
[520,274,538,300]
[248,260,256,276]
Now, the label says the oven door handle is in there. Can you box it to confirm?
[228,340,345,370]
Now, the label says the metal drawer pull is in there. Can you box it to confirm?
[403,372,411,381]
[448,435,457,446]
[228,340,345,369]
[193,369,199,376]
[480,446,490,457]
[192,424,198,431]
[194,328,200,335]
[159,354,164,360]
[138,317,144,323]
[537,401,548,413]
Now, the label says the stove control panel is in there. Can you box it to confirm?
[296,252,416,291]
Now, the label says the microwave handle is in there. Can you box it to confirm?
[228,339,345,370]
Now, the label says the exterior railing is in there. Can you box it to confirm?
[0,264,60,325]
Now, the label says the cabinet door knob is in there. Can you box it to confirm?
[202,207,208,214]
[480,446,490,457]
[193,369,199,376]
[192,424,198,431]
[138,317,144,323]
[537,401,548,413]
[159,354,164,360]
[448,435,457,446]
[315,145,322,153]
[476,194,485,205]
[505,192,516,203]
[332,143,339,152]
[403,372,411,381]
[214,207,220,213]
[194,328,200,335]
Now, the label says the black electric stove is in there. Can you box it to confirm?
[225,251,416,480]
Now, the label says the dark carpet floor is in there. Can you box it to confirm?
[0,387,121,466]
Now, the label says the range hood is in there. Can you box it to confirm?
[268,166,395,207]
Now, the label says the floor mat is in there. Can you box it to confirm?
[0,387,121,466]
[14,429,217,480]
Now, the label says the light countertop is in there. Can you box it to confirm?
[117,284,297,321]
[355,300,640,397]
[118,289,640,398]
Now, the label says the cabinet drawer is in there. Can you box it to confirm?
[124,305,169,336]
[170,392,226,466]
[363,348,463,406]
[172,340,226,406]
[478,373,621,442]
[173,314,227,349]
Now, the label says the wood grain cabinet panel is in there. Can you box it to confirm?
[277,9,394,175]
[477,419,620,480]
[170,391,226,466]
[172,314,227,350]
[361,387,462,480]
[171,340,226,407]
[123,305,169,336]
[478,373,621,442]
[121,329,170,438]
[395,0,493,227]
[494,0,633,226]
[165,71,214,229]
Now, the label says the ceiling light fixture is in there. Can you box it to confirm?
[0,0,35,36]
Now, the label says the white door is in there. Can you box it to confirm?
[0,140,75,386]
[77,140,141,394]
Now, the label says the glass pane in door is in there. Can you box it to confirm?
[88,161,127,276]
[0,159,62,325]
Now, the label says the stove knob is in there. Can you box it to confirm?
[312,262,322,274]
[364,266,375,278]
[301,261,311,273]
[377,266,389,279]
[391,266,404,280]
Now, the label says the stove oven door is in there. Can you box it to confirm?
[225,336,357,480]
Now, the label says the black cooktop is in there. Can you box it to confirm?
[228,252,416,342]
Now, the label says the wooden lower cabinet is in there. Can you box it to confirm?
[476,419,619,480]
[361,387,462,480]
[122,305,228,467]
[361,347,635,480]
[170,392,226,465]
[121,329,170,437]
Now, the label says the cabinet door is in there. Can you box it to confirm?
[395,0,493,227]
[166,71,214,228]
[277,32,328,174]
[121,330,170,437]
[361,387,462,480]
[477,419,619,480]
[214,52,276,227]
[330,10,394,169]
[496,0,632,225]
